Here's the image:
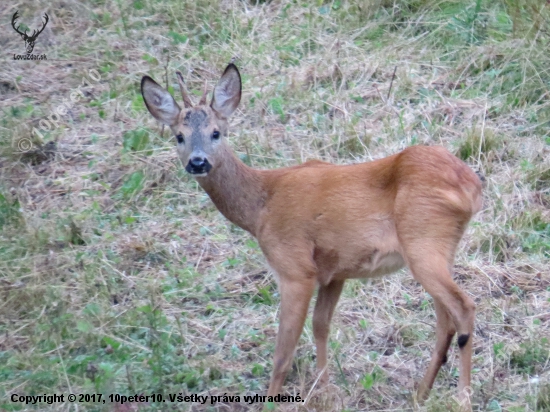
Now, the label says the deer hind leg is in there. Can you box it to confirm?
[406,251,475,408]
[312,279,345,385]
[417,299,456,401]
[267,275,316,396]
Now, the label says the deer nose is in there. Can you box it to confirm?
[186,156,212,175]
[190,157,206,168]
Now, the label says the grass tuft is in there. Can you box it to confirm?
[456,127,500,162]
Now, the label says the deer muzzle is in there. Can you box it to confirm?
[186,154,212,175]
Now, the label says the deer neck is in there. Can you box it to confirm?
[195,144,266,236]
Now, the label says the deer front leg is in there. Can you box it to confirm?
[267,276,316,396]
[312,279,345,385]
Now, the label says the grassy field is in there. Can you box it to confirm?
[1,0,549,410]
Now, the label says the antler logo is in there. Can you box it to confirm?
[11,10,49,54]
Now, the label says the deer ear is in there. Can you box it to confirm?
[141,76,180,126]
[211,64,241,118]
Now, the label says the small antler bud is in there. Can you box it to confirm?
[198,80,208,106]
[176,71,193,108]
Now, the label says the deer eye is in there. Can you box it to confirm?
[176,133,184,144]
[212,131,220,140]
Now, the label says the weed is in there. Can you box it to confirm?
[528,165,550,191]
[0,191,22,229]
[538,383,550,410]
[456,127,500,161]
[510,338,550,375]
[122,128,153,154]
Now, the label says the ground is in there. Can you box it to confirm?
[0,0,549,411]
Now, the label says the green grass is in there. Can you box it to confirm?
[510,337,550,375]
[1,0,550,410]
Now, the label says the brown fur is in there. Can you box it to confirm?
[141,65,482,410]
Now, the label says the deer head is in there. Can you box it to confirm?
[12,11,49,54]
[141,64,242,176]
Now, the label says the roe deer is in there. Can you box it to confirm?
[141,64,482,408]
